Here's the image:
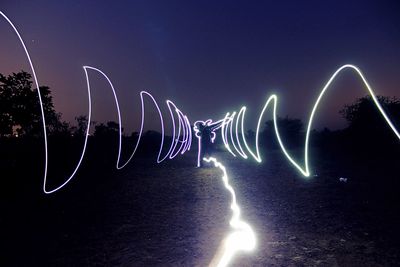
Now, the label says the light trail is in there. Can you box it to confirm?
[193,119,226,167]
[221,66,400,177]
[0,11,192,194]
[204,157,256,267]
[2,10,400,267]
[2,9,399,188]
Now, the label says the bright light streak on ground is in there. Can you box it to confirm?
[204,157,256,267]
[2,9,400,267]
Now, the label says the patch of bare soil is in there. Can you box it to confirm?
[2,150,400,266]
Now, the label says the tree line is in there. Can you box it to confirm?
[1,70,399,157]
[0,71,126,139]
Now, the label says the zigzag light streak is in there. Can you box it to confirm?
[221,66,400,177]
[204,157,256,267]
[2,10,400,267]
[3,10,398,186]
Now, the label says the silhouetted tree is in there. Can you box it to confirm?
[339,95,400,156]
[93,121,121,138]
[340,95,400,130]
[71,115,88,137]
[0,71,67,137]
[131,131,139,139]
[263,116,304,149]
[139,130,162,153]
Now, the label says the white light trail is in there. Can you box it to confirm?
[204,157,256,267]
[3,9,399,187]
[193,119,226,167]
[2,9,400,267]
[221,66,400,177]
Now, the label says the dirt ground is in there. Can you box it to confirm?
[1,150,400,266]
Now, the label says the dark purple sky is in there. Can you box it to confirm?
[1,0,399,132]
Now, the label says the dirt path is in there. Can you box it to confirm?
[2,150,400,266]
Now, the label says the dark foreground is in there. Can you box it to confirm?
[1,149,400,266]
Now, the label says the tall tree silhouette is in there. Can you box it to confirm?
[339,95,400,154]
[0,71,67,137]
[340,95,400,131]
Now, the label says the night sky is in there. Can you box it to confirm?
[1,0,399,132]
